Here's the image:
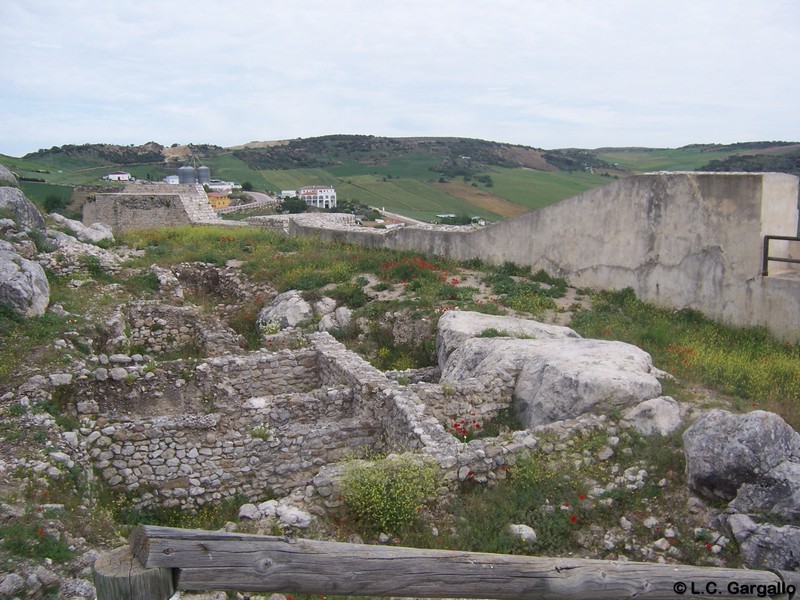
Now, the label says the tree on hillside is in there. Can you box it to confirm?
[277,197,308,214]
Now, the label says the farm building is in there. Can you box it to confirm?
[104,171,131,182]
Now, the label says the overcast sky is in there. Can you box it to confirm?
[1,0,798,157]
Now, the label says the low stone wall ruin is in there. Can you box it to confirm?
[72,331,553,510]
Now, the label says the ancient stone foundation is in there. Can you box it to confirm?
[73,331,549,509]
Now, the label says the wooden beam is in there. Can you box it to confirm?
[94,545,175,600]
[130,525,800,600]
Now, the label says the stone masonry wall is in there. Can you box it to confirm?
[75,331,597,510]
[125,302,245,357]
[83,184,223,232]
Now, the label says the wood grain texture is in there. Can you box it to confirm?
[94,544,175,600]
[128,526,800,599]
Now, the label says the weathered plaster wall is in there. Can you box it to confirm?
[288,173,800,340]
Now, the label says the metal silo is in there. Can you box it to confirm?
[197,165,211,184]
[178,165,196,184]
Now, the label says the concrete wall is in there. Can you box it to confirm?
[290,173,800,341]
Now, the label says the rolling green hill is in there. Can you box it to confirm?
[2,137,798,222]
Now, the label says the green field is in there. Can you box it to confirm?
[487,168,615,210]
[18,182,73,207]
[593,147,736,172]
[3,138,796,222]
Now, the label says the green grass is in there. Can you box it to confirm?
[593,147,736,172]
[487,168,614,209]
[18,182,73,208]
[570,288,800,428]
[203,153,271,188]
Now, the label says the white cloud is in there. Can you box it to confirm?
[1,0,799,155]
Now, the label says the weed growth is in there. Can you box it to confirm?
[571,288,800,428]
[341,455,438,534]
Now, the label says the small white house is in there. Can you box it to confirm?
[104,171,131,182]
[297,185,337,209]
[163,175,180,184]
[280,190,297,198]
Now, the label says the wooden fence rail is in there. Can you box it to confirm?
[95,525,800,600]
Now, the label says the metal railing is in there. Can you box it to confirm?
[762,235,800,276]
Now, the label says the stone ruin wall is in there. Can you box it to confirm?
[72,332,548,510]
[83,193,193,232]
[124,302,245,357]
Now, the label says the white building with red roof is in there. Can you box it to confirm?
[297,185,337,209]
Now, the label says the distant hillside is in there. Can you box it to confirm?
[231,135,556,172]
[24,142,166,166]
[5,136,800,222]
[696,147,800,177]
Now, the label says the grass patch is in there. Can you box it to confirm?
[571,288,800,428]
[0,519,74,563]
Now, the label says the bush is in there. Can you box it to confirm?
[341,455,438,534]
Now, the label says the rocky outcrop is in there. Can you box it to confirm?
[622,396,682,436]
[436,310,580,366]
[0,186,46,231]
[729,460,800,521]
[727,513,800,570]
[257,290,314,330]
[49,212,114,244]
[683,409,800,501]
[0,241,50,316]
[0,164,17,186]
[318,306,353,332]
[438,312,662,427]
[684,409,800,570]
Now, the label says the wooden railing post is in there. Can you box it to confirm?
[94,545,176,600]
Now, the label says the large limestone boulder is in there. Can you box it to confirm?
[0,242,50,316]
[683,409,800,501]
[49,212,114,244]
[441,335,662,427]
[0,187,46,231]
[436,310,580,367]
[257,290,313,330]
[0,164,17,186]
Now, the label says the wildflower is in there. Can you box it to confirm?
[578,494,587,500]
[37,529,44,536]
[570,514,578,524]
